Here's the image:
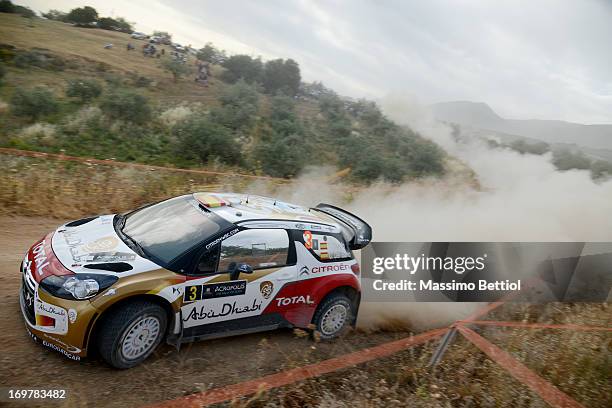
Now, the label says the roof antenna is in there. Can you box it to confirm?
[273,200,277,206]
[245,195,249,204]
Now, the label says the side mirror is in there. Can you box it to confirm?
[236,263,253,274]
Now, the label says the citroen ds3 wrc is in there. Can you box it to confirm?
[19,193,372,368]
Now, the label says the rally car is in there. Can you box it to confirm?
[19,193,371,368]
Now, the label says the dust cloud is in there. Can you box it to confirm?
[247,95,612,331]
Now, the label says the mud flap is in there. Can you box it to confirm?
[351,292,361,328]
[166,309,184,352]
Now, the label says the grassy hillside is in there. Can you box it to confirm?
[0,12,451,183]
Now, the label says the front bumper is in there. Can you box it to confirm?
[19,262,98,361]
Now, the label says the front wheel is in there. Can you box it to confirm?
[312,294,353,340]
[97,300,167,369]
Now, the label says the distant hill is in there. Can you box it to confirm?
[431,101,612,150]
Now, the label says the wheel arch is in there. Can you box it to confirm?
[84,294,174,355]
[312,285,361,327]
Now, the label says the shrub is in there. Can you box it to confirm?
[262,58,301,96]
[161,59,191,82]
[65,79,102,103]
[211,80,260,132]
[590,160,612,180]
[509,140,550,155]
[252,130,305,178]
[11,87,59,120]
[66,6,98,25]
[17,123,57,147]
[197,43,226,64]
[99,90,151,124]
[97,16,132,33]
[552,149,592,171]
[159,105,193,127]
[14,50,66,71]
[41,9,67,22]
[220,55,263,84]
[173,118,242,165]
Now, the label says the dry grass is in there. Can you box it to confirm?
[0,154,284,218]
[0,13,224,105]
[223,303,611,408]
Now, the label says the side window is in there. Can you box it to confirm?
[310,233,351,260]
[217,229,289,272]
[194,246,219,275]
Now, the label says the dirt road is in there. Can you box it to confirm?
[0,216,414,407]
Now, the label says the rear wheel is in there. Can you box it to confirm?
[97,300,167,369]
[312,294,352,340]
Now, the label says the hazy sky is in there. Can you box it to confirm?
[22,0,612,124]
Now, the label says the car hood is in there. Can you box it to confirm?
[51,215,161,275]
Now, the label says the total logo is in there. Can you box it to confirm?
[32,240,50,276]
[275,295,314,307]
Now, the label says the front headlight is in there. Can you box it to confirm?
[40,274,118,300]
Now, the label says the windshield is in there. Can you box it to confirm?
[121,195,231,264]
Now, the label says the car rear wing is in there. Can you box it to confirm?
[313,203,372,250]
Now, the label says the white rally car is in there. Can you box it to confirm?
[20,193,372,368]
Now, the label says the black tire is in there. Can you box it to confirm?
[312,294,353,340]
[96,300,167,369]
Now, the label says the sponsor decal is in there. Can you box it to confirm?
[260,281,274,299]
[41,340,81,361]
[63,230,84,260]
[82,252,136,262]
[206,228,239,250]
[311,264,349,274]
[34,298,68,334]
[82,236,118,252]
[63,233,136,263]
[275,295,314,306]
[183,280,247,302]
[23,258,32,275]
[23,287,34,310]
[68,308,77,324]
[303,231,313,249]
[36,301,67,318]
[299,265,310,276]
[43,334,82,354]
[32,240,50,277]
[183,299,262,321]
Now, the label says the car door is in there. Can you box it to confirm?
[180,228,296,337]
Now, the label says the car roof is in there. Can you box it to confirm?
[193,192,341,231]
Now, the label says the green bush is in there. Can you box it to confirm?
[552,149,592,171]
[14,50,66,71]
[591,160,612,179]
[220,55,263,84]
[211,80,260,132]
[99,90,151,124]
[253,132,305,178]
[11,87,59,120]
[173,118,242,166]
[161,59,191,83]
[66,79,102,103]
[252,95,309,178]
[66,6,98,25]
[509,140,550,155]
[196,43,227,64]
[262,58,301,96]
